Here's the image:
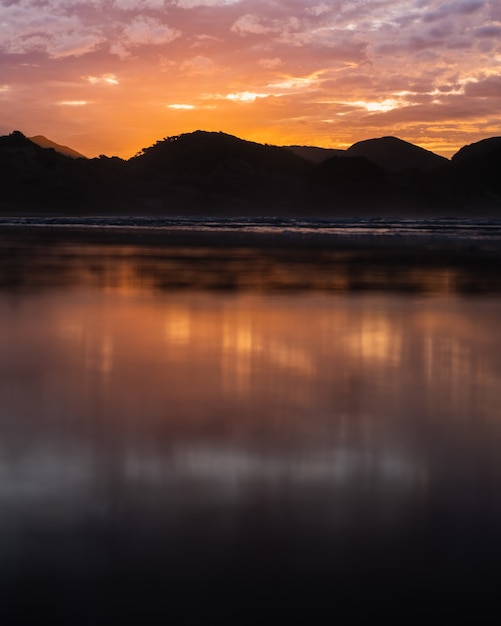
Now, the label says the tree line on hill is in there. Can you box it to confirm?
[0,129,500,216]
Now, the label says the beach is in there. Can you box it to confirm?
[1,218,501,621]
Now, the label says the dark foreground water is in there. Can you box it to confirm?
[1,220,501,620]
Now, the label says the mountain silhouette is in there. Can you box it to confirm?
[0,129,500,216]
[286,145,345,163]
[0,130,82,210]
[0,131,128,211]
[127,130,313,213]
[130,131,311,177]
[446,136,501,206]
[346,136,448,172]
[452,136,501,162]
[29,135,87,159]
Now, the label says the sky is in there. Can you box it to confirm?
[0,0,500,158]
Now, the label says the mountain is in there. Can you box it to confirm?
[286,145,345,163]
[452,137,501,162]
[1,129,500,215]
[0,130,75,178]
[0,131,78,210]
[127,130,313,213]
[130,130,311,176]
[0,131,126,211]
[346,136,448,172]
[29,135,87,159]
[446,136,501,205]
[288,137,448,172]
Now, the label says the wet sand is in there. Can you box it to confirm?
[2,222,501,294]
[1,222,501,621]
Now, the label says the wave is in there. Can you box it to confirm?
[1,215,501,242]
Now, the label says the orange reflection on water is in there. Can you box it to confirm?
[19,288,494,439]
[5,241,501,295]
[1,243,501,512]
[1,251,501,611]
[3,239,501,606]
[345,315,402,364]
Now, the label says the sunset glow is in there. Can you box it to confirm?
[1,0,500,158]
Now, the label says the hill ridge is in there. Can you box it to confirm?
[346,136,448,172]
[29,135,87,159]
[0,129,500,216]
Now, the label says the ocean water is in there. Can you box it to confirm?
[0,218,501,620]
[2,214,501,240]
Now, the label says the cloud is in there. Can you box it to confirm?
[57,100,89,106]
[121,17,180,46]
[180,55,223,75]
[487,0,501,21]
[113,0,166,8]
[86,74,120,85]
[304,4,332,17]
[422,0,485,23]
[0,1,181,59]
[474,25,501,37]
[225,91,268,102]
[338,97,413,113]
[175,0,241,7]
[230,12,335,49]
[231,14,273,35]
[267,75,321,92]
[110,16,181,57]
[48,33,105,58]
[259,57,283,69]
[464,76,501,97]
[0,5,104,57]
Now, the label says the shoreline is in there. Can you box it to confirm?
[2,221,501,254]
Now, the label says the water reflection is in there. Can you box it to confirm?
[2,235,501,294]
[1,238,501,617]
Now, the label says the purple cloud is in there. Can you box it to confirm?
[464,76,501,97]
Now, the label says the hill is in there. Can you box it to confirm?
[29,135,87,159]
[346,136,448,172]
[127,130,313,213]
[0,131,79,209]
[286,145,345,163]
[445,136,501,205]
[0,131,127,211]
[130,131,311,176]
[452,137,501,162]
[0,129,500,216]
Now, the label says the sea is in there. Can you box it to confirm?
[2,214,501,239]
[0,215,501,620]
